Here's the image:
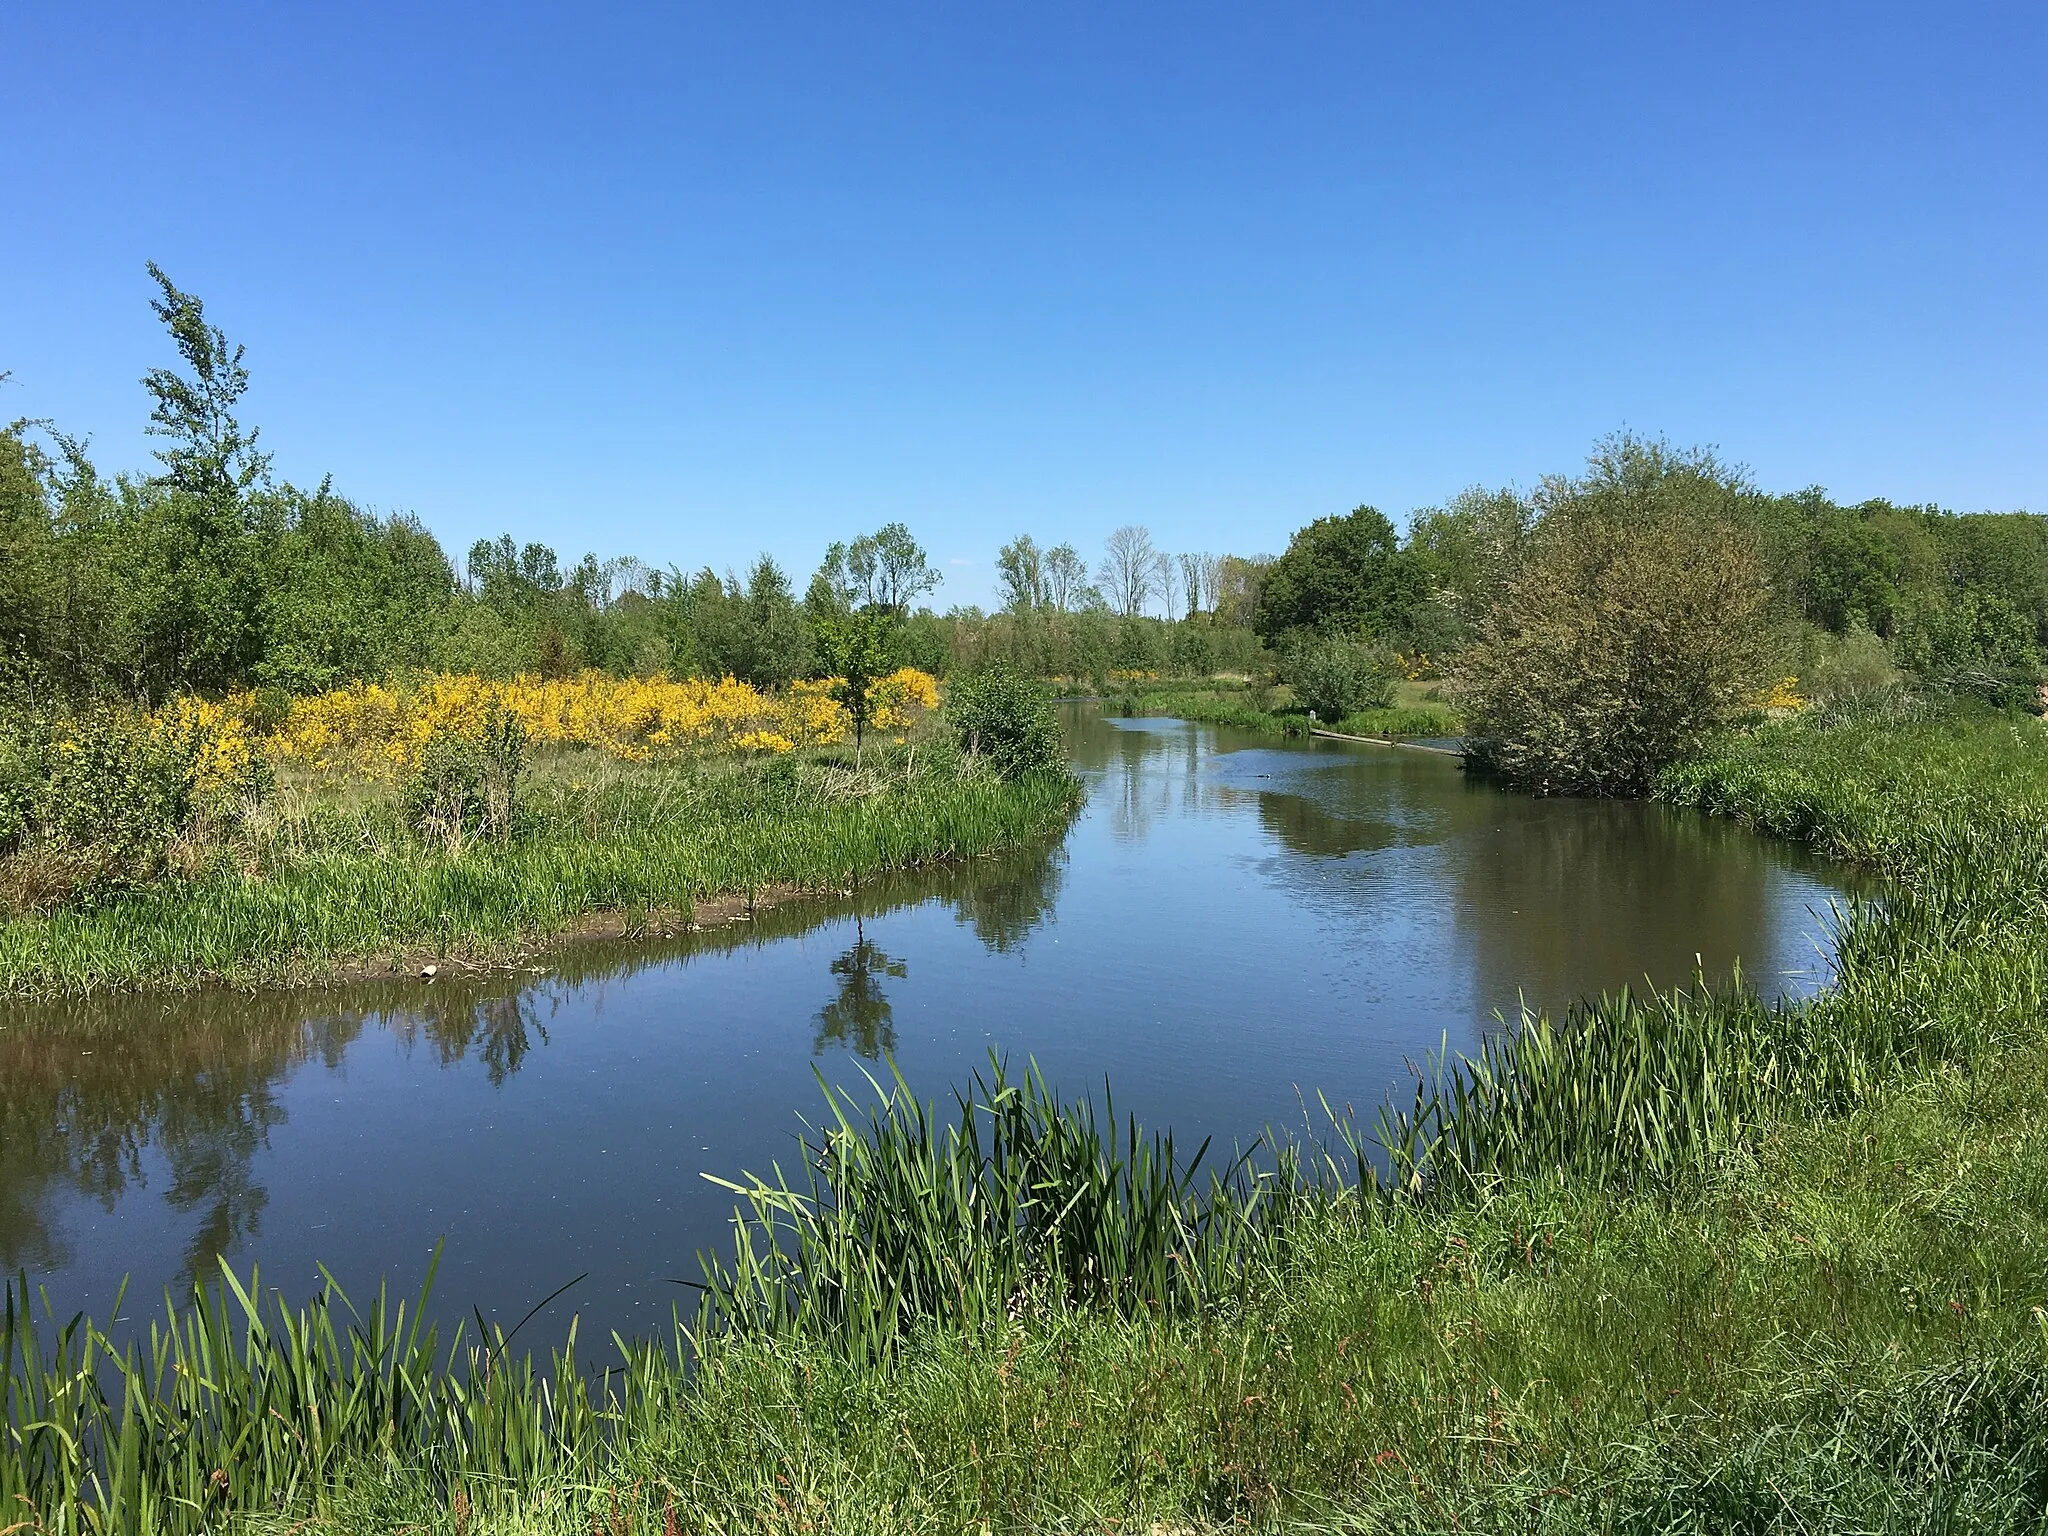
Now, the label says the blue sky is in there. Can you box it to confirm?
[4,2,2043,608]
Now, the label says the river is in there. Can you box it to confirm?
[0,706,1858,1342]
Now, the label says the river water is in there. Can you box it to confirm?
[0,708,1858,1342]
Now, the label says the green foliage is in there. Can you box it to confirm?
[1255,505,1425,642]
[700,1058,1289,1360]
[1800,507,1904,632]
[1894,588,2044,709]
[0,703,199,910]
[1281,633,1397,720]
[682,556,816,686]
[818,522,942,615]
[813,607,897,753]
[141,262,272,503]
[401,713,527,849]
[1404,486,1531,651]
[1798,623,1904,713]
[1457,438,1781,795]
[945,667,1066,780]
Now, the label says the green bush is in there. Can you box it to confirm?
[945,668,1065,781]
[1456,442,1780,795]
[402,711,526,849]
[1894,590,2045,710]
[1797,623,1904,715]
[0,703,199,909]
[1282,633,1397,720]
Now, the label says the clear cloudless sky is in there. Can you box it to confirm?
[4,2,2044,607]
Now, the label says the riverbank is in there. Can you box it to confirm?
[0,748,1083,997]
[1107,676,1466,742]
[8,707,2045,1531]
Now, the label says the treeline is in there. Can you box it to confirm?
[1240,468,2048,687]
[0,270,1274,702]
[5,270,2046,713]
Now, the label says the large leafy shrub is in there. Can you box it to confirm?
[945,669,1064,781]
[1455,439,1780,796]
[0,702,202,908]
[1282,634,1397,721]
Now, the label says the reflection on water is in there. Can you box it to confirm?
[816,920,909,1059]
[0,708,1858,1339]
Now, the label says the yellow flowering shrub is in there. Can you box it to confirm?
[241,669,940,779]
[150,693,261,792]
[869,666,941,730]
[1754,675,1806,713]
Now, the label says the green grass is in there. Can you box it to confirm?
[11,707,2048,1531]
[0,748,1083,997]
[1113,679,1466,742]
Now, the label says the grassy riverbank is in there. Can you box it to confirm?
[9,707,2048,1531]
[1108,677,1465,742]
[0,747,1082,997]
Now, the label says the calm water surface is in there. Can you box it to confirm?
[1,709,1858,1340]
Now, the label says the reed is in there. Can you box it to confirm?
[696,1058,1334,1360]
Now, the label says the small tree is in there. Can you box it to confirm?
[814,607,895,764]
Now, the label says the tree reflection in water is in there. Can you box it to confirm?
[0,852,1066,1285]
[814,916,908,1060]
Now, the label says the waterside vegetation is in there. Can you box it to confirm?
[8,705,2048,1530]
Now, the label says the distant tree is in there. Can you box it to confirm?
[739,554,813,686]
[1042,543,1090,613]
[1212,555,1270,629]
[1097,525,1159,617]
[996,534,1048,612]
[844,522,941,614]
[1176,551,1219,618]
[1801,512,1902,634]
[808,541,860,617]
[1405,487,1532,652]
[1255,506,1424,642]
[1156,552,1183,621]
[0,424,53,665]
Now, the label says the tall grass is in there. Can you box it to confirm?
[697,1059,1331,1360]
[0,1253,691,1534]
